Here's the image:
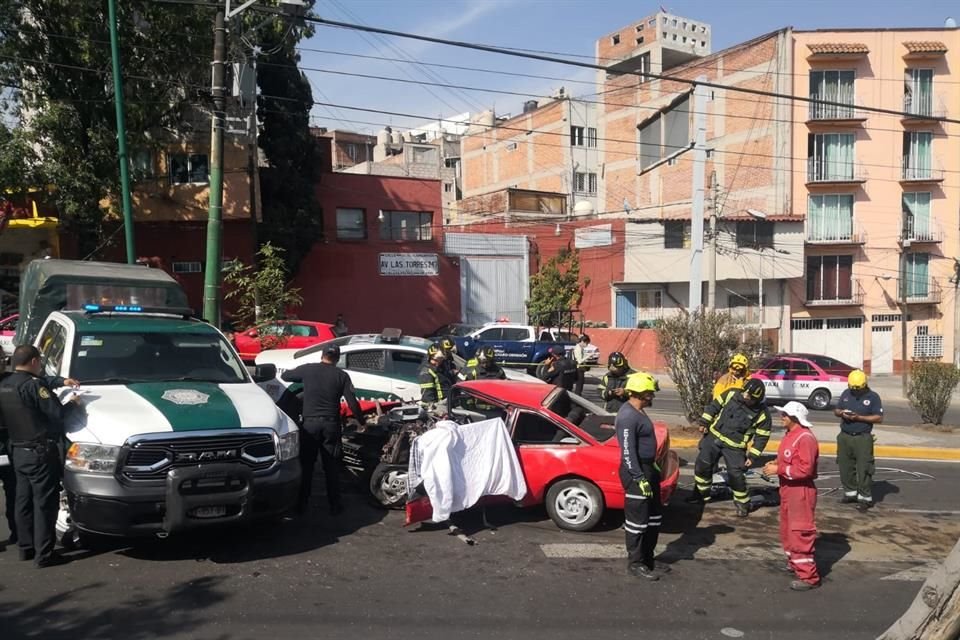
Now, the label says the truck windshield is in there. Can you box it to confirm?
[72,332,247,384]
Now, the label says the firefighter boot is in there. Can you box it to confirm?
[735,501,750,518]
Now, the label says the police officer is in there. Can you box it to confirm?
[599,352,635,413]
[713,353,751,400]
[691,378,772,517]
[458,346,506,381]
[418,344,447,410]
[281,344,362,516]
[834,370,883,512]
[0,345,80,567]
[540,346,577,390]
[616,372,667,580]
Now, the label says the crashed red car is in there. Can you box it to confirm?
[232,320,337,363]
[437,380,680,531]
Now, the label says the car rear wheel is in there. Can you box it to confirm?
[808,388,831,411]
[545,479,605,532]
[369,462,408,510]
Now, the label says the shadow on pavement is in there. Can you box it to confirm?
[0,576,231,640]
[871,480,901,504]
[659,487,735,564]
[815,531,852,579]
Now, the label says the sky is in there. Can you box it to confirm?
[300,0,958,133]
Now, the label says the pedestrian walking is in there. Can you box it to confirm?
[599,352,635,413]
[281,344,363,516]
[616,372,668,580]
[713,353,751,400]
[572,334,592,396]
[834,369,883,512]
[690,378,772,516]
[763,401,821,591]
[0,346,80,567]
[540,346,576,390]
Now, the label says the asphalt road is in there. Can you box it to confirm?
[1,456,958,640]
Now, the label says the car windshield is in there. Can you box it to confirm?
[808,355,853,372]
[432,324,479,337]
[72,332,247,384]
[544,388,616,442]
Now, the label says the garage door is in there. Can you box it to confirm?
[791,317,864,368]
[462,257,527,325]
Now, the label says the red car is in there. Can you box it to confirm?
[440,380,680,531]
[233,320,337,363]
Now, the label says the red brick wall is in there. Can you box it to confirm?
[587,328,667,372]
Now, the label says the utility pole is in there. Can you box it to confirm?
[107,0,136,264]
[203,7,227,326]
[900,234,910,395]
[688,77,708,311]
[707,170,719,309]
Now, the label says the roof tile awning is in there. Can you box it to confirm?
[806,43,869,58]
[903,41,948,57]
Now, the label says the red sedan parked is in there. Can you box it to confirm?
[445,380,680,531]
[233,320,337,363]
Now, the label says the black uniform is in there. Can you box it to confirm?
[0,371,70,564]
[540,356,577,390]
[438,359,457,396]
[458,363,506,381]
[417,363,446,407]
[282,363,362,512]
[616,402,662,571]
[599,368,636,413]
[693,389,772,507]
[0,373,16,545]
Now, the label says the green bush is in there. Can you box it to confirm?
[907,360,960,425]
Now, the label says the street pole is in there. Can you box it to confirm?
[688,77,708,311]
[758,250,764,336]
[900,240,910,395]
[107,0,136,264]
[203,7,227,327]
[707,170,718,309]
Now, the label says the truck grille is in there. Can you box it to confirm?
[120,431,277,482]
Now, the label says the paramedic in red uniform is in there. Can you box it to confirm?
[762,401,821,591]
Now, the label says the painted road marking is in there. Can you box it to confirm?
[880,562,941,582]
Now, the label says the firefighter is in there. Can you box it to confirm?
[834,370,883,512]
[616,372,668,580]
[459,346,506,381]
[713,353,751,400]
[763,401,821,591]
[540,346,577,390]
[599,352,635,413]
[691,378,772,516]
[438,338,459,394]
[418,344,447,410]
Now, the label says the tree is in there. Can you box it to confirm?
[527,248,589,326]
[223,243,303,333]
[906,360,960,425]
[655,309,767,422]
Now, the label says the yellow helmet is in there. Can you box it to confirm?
[730,353,749,370]
[624,372,660,395]
[441,338,455,353]
[848,369,867,389]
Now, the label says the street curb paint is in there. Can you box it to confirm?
[669,436,960,461]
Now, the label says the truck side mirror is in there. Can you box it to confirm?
[251,363,277,383]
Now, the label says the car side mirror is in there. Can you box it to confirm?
[247,329,258,338]
[251,363,277,383]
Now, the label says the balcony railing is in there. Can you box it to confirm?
[901,159,945,183]
[901,219,943,244]
[806,158,867,184]
[903,94,947,120]
[899,279,942,305]
[805,220,866,245]
[807,98,866,123]
[805,280,865,307]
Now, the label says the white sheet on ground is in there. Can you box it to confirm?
[408,418,528,523]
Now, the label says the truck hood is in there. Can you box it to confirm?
[63,382,295,447]
[254,348,300,372]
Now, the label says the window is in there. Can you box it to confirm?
[638,52,651,82]
[671,18,677,26]
[38,321,67,377]
[905,253,930,298]
[807,133,855,181]
[648,18,656,26]
[570,126,585,147]
[727,293,764,324]
[809,70,855,119]
[287,324,318,338]
[410,146,437,164]
[513,411,569,445]
[586,127,598,147]
[390,350,424,382]
[807,194,854,242]
[343,142,359,162]
[444,183,453,193]
[735,220,774,249]
[131,149,153,181]
[345,349,386,372]
[636,24,644,32]
[169,153,209,185]
[638,95,690,168]
[701,40,706,47]
[172,261,202,274]
[672,34,677,41]
[914,334,944,359]
[379,211,432,241]
[505,142,518,151]
[639,115,662,169]
[611,35,620,45]
[663,31,668,38]
[806,255,853,302]
[636,37,644,45]
[336,208,366,240]
[682,36,687,43]
[509,191,565,214]
[902,131,933,180]
[904,68,933,116]
[500,327,530,341]
[574,172,597,194]
[903,192,932,241]
[449,389,508,422]
[615,289,662,328]
[476,327,503,341]
[664,221,691,249]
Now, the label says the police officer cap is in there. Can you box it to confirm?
[324,345,341,360]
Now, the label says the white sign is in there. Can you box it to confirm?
[379,253,439,276]
[574,224,613,249]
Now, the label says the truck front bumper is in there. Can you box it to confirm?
[64,459,301,537]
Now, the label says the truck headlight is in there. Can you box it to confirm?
[66,443,120,474]
[278,431,299,461]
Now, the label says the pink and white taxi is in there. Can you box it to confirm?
[751,353,856,411]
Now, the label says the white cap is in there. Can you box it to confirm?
[775,401,813,428]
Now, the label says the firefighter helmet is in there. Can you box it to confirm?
[427,343,445,360]
[624,372,659,396]
[743,378,766,402]
[848,369,868,389]
[608,351,628,370]
[441,338,455,353]
[477,346,496,363]
[730,353,749,371]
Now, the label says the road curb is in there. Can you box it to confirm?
[669,436,960,461]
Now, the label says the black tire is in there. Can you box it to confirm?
[808,388,832,411]
[544,478,605,532]
[369,462,409,510]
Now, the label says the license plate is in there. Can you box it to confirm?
[190,505,228,519]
